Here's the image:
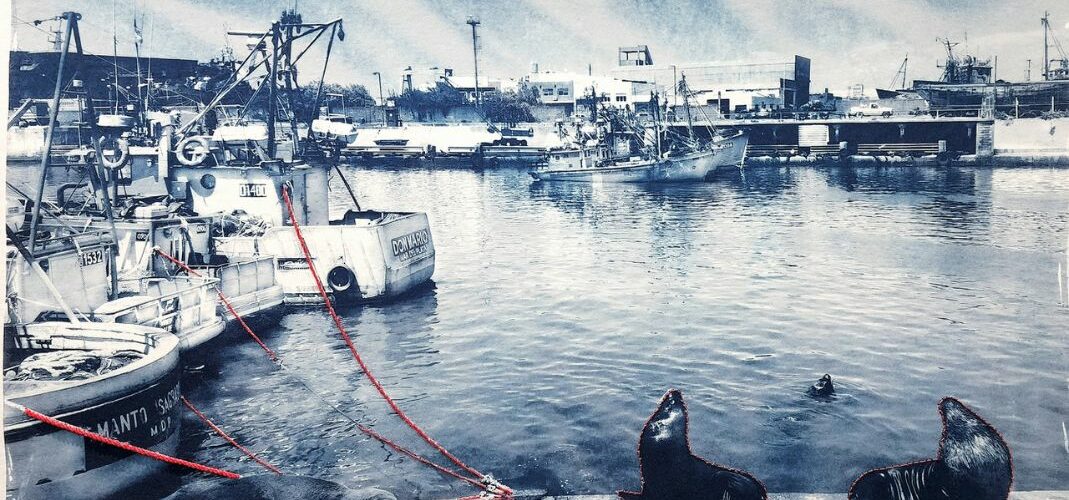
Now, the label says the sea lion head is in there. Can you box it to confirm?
[639,389,689,456]
[938,397,1013,496]
[807,374,835,398]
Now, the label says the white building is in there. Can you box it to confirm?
[610,54,812,115]
[444,75,519,102]
[524,71,656,114]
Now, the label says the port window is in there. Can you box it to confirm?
[616,95,627,102]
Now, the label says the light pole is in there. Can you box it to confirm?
[466,16,481,108]
[372,71,385,126]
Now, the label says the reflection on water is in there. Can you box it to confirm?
[5,162,1069,497]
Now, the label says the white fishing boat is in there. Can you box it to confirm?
[6,228,225,351]
[102,15,435,304]
[532,131,748,183]
[532,75,747,183]
[26,13,431,306]
[172,165,435,304]
[40,213,286,322]
[311,113,358,143]
[4,322,182,500]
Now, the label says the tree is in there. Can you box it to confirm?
[394,82,466,121]
[481,89,536,125]
[289,81,374,122]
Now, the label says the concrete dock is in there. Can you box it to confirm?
[541,492,1069,500]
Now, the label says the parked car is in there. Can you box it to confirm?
[849,103,894,117]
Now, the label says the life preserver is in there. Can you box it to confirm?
[98,137,129,169]
[175,136,211,166]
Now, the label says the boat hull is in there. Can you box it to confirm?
[531,132,748,183]
[215,212,435,303]
[4,323,182,500]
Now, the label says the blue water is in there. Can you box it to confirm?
[10,163,1069,497]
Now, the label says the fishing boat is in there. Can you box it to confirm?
[532,131,747,183]
[4,321,182,500]
[311,113,358,143]
[531,75,748,183]
[89,13,435,304]
[6,221,226,351]
[12,12,282,329]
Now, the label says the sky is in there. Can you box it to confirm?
[8,0,1069,97]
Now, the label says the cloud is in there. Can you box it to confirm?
[10,0,1069,96]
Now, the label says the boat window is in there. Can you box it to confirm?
[557,88,569,96]
[542,87,555,96]
[616,95,627,102]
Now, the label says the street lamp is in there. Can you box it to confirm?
[372,71,385,126]
[466,16,481,108]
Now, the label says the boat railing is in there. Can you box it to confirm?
[25,229,114,258]
[6,321,164,354]
[191,256,277,299]
[98,275,222,334]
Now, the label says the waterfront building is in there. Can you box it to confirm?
[609,48,811,115]
[523,71,655,115]
[9,50,208,108]
[444,75,518,102]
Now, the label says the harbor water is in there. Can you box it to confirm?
[8,163,1069,497]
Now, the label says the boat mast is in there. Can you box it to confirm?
[28,12,76,250]
[74,16,123,300]
[134,14,145,128]
[267,21,279,159]
[26,11,122,299]
[651,91,662,157]
[1043,11,1050,81]
[680,73,695,144]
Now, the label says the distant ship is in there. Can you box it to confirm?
[890,15,1069,116]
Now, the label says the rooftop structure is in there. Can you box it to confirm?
[618,45,653,67]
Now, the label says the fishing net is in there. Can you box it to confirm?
[4,350,145,381]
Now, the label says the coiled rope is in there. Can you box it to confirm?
[280,186,512,498]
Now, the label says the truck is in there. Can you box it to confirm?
[849,102,894,117]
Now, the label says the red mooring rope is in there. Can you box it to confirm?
[155,246,504,496]
[280,186,511,497]
[10,402,240,479]
[181,396,283,475]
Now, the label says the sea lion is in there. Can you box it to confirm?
[172,475,397,500]
[618,389,767,500]
[849,397,1013,500]
[807,374,835,398]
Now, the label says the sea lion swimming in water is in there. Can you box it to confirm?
[172,475,397,500]
[618,389,766,500]
[807,374,835,398]
[849,397,1013,500]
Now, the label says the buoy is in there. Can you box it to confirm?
[98,137,130,169]
[175,136,211,166]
